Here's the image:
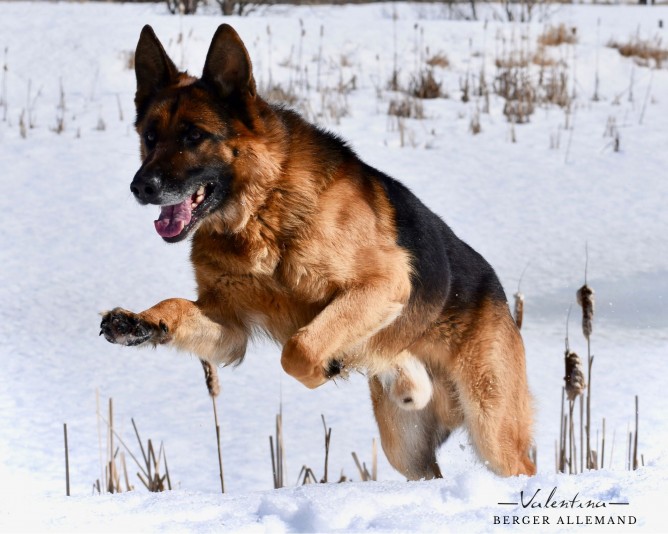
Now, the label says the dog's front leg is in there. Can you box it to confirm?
[281,281,409,389]
[100,298,247,364]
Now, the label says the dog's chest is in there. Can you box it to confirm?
[193,249,331,340]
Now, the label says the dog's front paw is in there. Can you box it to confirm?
[100,308,168,347]
[281,337,331,389]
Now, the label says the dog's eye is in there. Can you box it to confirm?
[186,129,203,143]
[144,131,156,147]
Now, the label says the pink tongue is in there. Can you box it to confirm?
[154,199,193,238]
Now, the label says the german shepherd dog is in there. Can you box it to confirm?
[101,24,536,480]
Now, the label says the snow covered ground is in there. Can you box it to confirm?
[0,1,667,531]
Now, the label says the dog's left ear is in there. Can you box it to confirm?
[202,24,256,100]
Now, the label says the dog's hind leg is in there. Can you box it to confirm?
[369,375,448,480]
[100,298,248,365]
[448,302,536,477]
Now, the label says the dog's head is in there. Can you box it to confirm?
[131,25,280,243]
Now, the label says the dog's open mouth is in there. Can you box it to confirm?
[154,184,215,241]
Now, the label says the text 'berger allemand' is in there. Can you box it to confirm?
[101,24,536,480]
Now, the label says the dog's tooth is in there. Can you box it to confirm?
[196,195,205,203]
[197,186,205,195]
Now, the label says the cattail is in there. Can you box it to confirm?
[202,359,224,492]
[513,291,524,329]
[564,350,586,402]
[201,360,220,398]
[576,284,595,339]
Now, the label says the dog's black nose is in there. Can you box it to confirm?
[130,173,162,204]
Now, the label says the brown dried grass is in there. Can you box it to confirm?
[538,24,578,47]
[608,36,668,68]
[426,52,449,69]
[408,68,443,99]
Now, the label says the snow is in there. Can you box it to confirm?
[1,1,667,532]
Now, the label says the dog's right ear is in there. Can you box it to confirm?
[134,25,178,113]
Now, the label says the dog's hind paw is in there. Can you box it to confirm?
[100,308,167,347]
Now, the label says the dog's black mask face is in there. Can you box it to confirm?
[131,84,235,243]
[131,24,257,243]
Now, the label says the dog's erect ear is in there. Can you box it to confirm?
[202,24,256,100]
[134,25,179,112]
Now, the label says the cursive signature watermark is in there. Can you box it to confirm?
[493,486,636,526]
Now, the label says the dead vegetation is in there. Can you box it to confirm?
[90,396,172,494]
[608,36,668,68]
[387,95,425,119]
[408,68,444,99]
[538,23,578,47]
[553,253,643,474]
[273,410,377,487]
[426,52,449,69]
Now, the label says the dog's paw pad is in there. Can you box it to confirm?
[100,309,159,347]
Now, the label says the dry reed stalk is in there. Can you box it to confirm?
[269,436,277,487]
[135,439,168,492]
[590,449,598,471]
[554,440,558,473]
[580,395,584,473]
[513,263,530,329]
[297,465,318,485]
[568,402,576,474]
[269,407,286,489]
[351,440,379,482]
[96,389,104,489]
[577,251,596,470]
[64,423,70,496]
[1,47,8,123]
[530,444,537,471]
[633,395,639,470]
[351,452,373,481]
[132,418,148,467]
[372,438,378,481]
[513,292,524,329]
[201,360,224,493]
[558,387,565,472]
[561,414,568,473]
[163,448,172,490]
[107,398,117,493]
[585,354,594,469]
[121,452,132,492]
[321,415,332,483]
[593,18,601,101]
[600,418,606,470]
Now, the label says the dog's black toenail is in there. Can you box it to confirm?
[325,359,343,378]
